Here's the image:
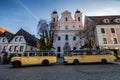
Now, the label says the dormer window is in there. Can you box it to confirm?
[115,19,120,23]
[19,37,23,41]
[15,37,18,42]
[103,19,110,23]
[2,38,6,42]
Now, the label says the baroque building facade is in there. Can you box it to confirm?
[51,10,83,57]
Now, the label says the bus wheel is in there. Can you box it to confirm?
[12,61,21,68]
[42,60,49,66]
[101,59,107,64]
[73,59,79,65]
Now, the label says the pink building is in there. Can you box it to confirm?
[51,10,83,57]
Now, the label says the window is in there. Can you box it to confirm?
[65,35,68,40]
[78,17,80,21]
[65,25,68,30]
[3,46,7,50]
[15,37,18,42]
[103,19,110,23]
[53,18,55,22]
[102,38,107,44]
[23,53,28,56]
[9,46,13,51]
[73,36,76,41]
[115,19,120,23]
[113,38,118,44]
[43,52,48,56]
[14,46,18,52]
[101,28,105,33]
[58,36,61,41]
[73,47,76,50]
[2,38,6,42]
[29,53,35,56]
[58,47,61,52]
[111,28,115,33]
[19,37,23,41]
[65,17,68,22]
[20,46,24,52]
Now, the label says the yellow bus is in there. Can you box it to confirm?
[11,50,57,68]
[63,49,116,64]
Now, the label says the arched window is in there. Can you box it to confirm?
[57,47,61,52]
[53,18,55,22]
[58,36,61,41]
[65,35,68,40]
[78,17,80,21]
[73,47,76,50]
[65,17,68,22]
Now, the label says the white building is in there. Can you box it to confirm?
[51,10,83,57]
[0,31,13,53]
[0,28,38,56]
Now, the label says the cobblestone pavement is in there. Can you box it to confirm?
[0,58,120,80]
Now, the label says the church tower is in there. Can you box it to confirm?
[51,10,58,30]
[74,10,82,22]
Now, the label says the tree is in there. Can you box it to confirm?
[37,19,54,50]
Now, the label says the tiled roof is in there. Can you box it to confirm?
[87,15,120,25]
[0,27,14,34]
[0,31,14,41]
[10,28,39,47]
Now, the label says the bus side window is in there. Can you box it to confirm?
[43,52,48,56]
[36,53,42,56]
[23,53,28,56]
[49,53,54,56]
[29,53,35,56]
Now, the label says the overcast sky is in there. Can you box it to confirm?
[0,0,120,36]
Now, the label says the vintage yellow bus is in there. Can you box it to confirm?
[11,50,57,68]
[63,49,116,64]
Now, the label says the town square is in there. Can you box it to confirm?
[0,0,120,80]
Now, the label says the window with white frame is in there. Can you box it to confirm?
[101,28,105,33]
[111,28,115,33]
[115,19,120,23]
[65,35,68,40]
[14,46,18,52]
[103,19,110,23]
[58,36,61,41]
[3,46,7,50]
[57,47,61,52]
[113,38,118,44]
[102,38,107,44]
[73,36,76,41]
[15,37,18,42]
[20,46,24,52]
[2,38,6,42]
[19,37,23,41]
[9,46,13,51]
